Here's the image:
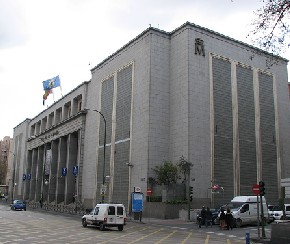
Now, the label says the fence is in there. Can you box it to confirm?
[27,200,86,215]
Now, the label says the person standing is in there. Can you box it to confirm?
[225,208,233,230]
[39,195,43,208]
[205,207,213,227]
[219,207,226,229]
[199,206,207,228]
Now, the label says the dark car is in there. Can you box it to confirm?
[196,208,218,226]
[211,207,220,224]
[10,200,26,211]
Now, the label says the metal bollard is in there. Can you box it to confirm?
[245,230,250,244]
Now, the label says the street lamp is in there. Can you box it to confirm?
[11,182,17,202]
[93,109,107,203]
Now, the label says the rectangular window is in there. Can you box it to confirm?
[108,206,115,215]
[117,206,124,215]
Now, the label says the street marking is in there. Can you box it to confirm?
[227,239,231,244]
[181,232,192,244]
[96,226,152,244]
[155,230,177,244]
[204,234,210,244]
[127,228,164,243]
[171,226,187,230]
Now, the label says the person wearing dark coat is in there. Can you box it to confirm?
[219,208,226,229]
[205,207,213,227]
[225,208,233,230]
[199,206,206,227]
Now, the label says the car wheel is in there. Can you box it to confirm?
[236,218,242,228]
[24,208,26,211]
[82,218,87,227]
[99,223,105,231]
[118,225,123,231]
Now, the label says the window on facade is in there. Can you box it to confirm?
[64,102,71,120]
[36,121,41,135]
[78,100,82,111]
[41,117,47,132]
[72,95,82,115]
[55,108,62,124]
[48,112,54,128]
[30,124,35,136]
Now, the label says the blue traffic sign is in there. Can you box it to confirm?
[131,192,143,212]
[73,166,78,176]
[62,167,67,176]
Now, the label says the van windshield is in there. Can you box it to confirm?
[273,206,282,211]
[231,202,244,211]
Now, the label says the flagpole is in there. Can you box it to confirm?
[52,89,55,103]
[60,85,63,97]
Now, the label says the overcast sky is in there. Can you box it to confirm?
[0,0,287,140]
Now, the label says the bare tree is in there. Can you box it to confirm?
[249,0,290,55]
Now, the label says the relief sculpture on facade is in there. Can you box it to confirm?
[195,38,205,56]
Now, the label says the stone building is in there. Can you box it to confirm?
[0,136,13,195]
[11,22,290,214]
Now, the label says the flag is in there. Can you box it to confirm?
[42,75,61,105]
[211,184,220,190]
[43,89,52,105]
[43,75,60,91]
[43,89,52,100]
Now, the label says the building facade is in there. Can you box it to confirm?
[11,22,290,213]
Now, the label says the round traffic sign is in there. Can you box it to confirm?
[252,184,260,195]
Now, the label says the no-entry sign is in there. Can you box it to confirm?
[147,188,153,196]
[252,184,260,195]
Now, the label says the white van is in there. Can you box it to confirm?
[230,196,268,228]
[284,204,290,217]
[82,203,127,231]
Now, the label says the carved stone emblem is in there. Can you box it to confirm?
[195,38,205,56]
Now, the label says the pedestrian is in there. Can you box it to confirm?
[199,206,206,228]
[205,207,212,227]
[225,208,233,230]
[219,207,226,229]
[39,198,43,208]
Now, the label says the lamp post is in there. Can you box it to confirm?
[11,182,17,202]
[93,109,106,203]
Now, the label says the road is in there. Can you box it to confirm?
[0,203,271,243]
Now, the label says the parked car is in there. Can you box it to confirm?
[268,205,283,222]
[10,200,26,211]
[82,203,127,231]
